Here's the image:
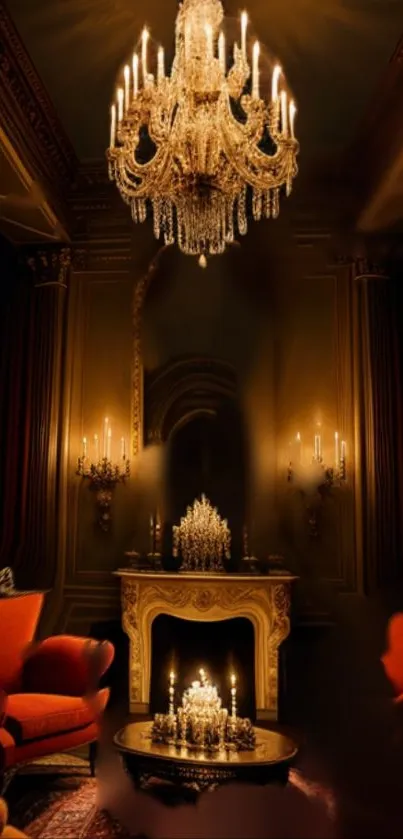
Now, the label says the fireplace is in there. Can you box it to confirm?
[149,614,255,719]
[115,570,295,721]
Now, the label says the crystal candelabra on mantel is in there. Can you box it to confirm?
[152,668,255,752]
[107,0,299,265]
[287,425,347,537]
[76,417,130,531]
[172,494,231,572]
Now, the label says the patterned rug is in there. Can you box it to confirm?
[9,757,336,839]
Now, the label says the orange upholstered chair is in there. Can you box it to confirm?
[0,592,114,790]
[381,613,403,704]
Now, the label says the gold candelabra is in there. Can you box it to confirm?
[107,0,299,264]
[152,669,255,752]
[172,495,231,571]
[76,418,130,531]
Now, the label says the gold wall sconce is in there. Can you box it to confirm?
[287,427,347,537]
[76,417,130,531]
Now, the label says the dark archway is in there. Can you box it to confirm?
[144,357,248,568]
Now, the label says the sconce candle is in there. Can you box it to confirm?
[231,673,237,719]
[241,11,248,59]
[94,434,100,464]
[82,437,87,459]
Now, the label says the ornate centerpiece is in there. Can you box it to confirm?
[151,669,255,753]
[173,495,231,572]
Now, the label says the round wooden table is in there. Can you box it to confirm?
[114,720,298,791]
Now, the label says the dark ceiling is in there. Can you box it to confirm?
[6,0,403,162]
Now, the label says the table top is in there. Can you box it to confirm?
[114,721,298,769]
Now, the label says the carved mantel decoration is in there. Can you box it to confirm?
[115,570,296,720]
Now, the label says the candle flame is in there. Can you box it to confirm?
[231,673,236,686]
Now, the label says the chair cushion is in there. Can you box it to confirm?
[4,693,94,745]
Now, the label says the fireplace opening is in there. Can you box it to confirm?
[149,614,256,720]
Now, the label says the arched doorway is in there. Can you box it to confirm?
[144,356,248,567]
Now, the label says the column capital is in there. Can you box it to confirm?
[23,246,71,288]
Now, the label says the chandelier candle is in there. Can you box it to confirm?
[152,670,255,753]
[107,0,299,261]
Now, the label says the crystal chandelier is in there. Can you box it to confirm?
[107,0,299,264]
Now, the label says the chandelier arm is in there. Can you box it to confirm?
[220,120,297,190]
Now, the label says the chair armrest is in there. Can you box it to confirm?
[21,636,114,697]
[0,691,7,727]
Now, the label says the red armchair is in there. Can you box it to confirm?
[0,592,114,789]
[381,613,403,704]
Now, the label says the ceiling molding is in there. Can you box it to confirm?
[0,1,78,225]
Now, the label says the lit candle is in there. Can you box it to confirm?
[205,23,213,59]
[141,27,149,84]
[271,64,282,101]
[341,440,346,462]
[124,64,130,111]
[230,673,237,719]
[314,430,322,462]
[252,41,260,99]
[335,431,339,469]
[132,53,139,96]
[103,418,109,459]
[199,668,206,686]
[82,437,87,459]
[289,99,296,139]
[107,426,112,462]
[110,104,116,148]
[121,436,126,461]
[94,434,100,463]
[280,90,288,136]
[218,31,226,73]
[296,431,302,464]
[241,11,248,60]
[157,46,165,84]
[169,671,175,716]
[117,88,124,122]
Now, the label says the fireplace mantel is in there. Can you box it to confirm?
[114,570,296,720]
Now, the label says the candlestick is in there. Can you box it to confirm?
[280,90,288,136]
[252,41,260,99]
[205,23,213,59]
[124,64,130,111]
[169,670,175,716]
[295,431,302,464]
[271,64,282,101]
[141,28,149,84]
[335,431,339,469]
[132,53,139,96]
[117,88,124,123]
[82,437,87,459]
[107,426,112,461]
[241,11,248,60]
[94,434,100,464]
[157,46,165,84]
[110,104,116,148]
[289,99,296,139]
[218,32,226,73]
[230,673,237,719]
[103,417,109,459]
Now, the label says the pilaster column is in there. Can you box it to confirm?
[353,259,400,592]
[17,247,71,591]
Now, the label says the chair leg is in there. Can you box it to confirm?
[89,741,98,776]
